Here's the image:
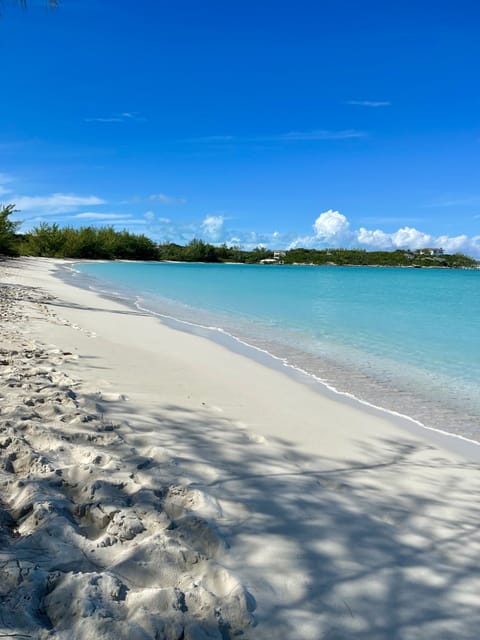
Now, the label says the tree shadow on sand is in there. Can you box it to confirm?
[2,357,480,639]
[91,396,480,640]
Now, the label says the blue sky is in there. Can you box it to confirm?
[1,0,480,255]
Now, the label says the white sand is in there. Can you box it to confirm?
[1,257,480,640]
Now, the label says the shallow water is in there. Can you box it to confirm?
[70,261,480,442]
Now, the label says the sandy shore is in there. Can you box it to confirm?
[1,257,480,640]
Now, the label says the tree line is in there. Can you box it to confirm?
[16,222,159,260]
[0,205,477,268]
[282,247,478,268]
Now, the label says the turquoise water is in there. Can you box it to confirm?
[71,262,480,441]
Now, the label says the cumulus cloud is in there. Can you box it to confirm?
[313,209,350,241]
[391,227,431,249]
[356,227,393,249]
[286,210,480,257]
[435,234,476,254]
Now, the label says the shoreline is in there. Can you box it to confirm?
[65,259,480,462]
[133,297,480,460]
[2,257,480,639]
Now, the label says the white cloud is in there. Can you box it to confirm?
[149,193,187,205]
[391,226,431,249]
[356,227,394,249]
[356,226,480,255]
[313,209,351,241]
[110,207,480,258]
[14,193,105,214]
[145,207,479,256]
[436,234,478,254]
[347,100,391,107]
[202,214,225,240]
[283,210,480,257]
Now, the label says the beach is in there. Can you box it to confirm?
[1,257,480,639]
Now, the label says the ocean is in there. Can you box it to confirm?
[67,261,480,443]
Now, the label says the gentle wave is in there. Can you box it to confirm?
[133,298,480,449]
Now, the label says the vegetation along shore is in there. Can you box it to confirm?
[1,204,478,268]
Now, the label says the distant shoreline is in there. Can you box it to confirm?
[66,257,479,270]
[262,261,479,269]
